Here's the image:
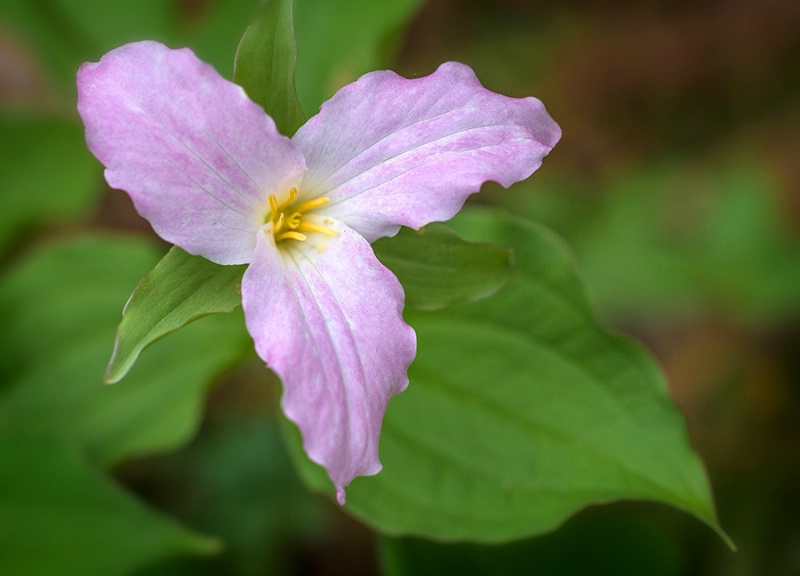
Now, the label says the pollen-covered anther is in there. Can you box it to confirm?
[267,189,338,244]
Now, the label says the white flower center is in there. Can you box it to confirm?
[268,187,337,244]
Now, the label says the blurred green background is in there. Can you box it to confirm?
[1,0,799,574]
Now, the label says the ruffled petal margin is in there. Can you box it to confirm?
[292,61,561,242]
[241,224,416,503]
[77,41,306,265]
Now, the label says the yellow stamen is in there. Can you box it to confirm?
[286,212,303,229]
[265,188,332,245]
[280,187,298,210]
[273,212,285,235]
[296,221,338,237]
[268,193,279,218]
[291,197,330,214]
[277,231,307,242]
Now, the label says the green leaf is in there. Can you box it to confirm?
[373,224,512,310]
[293,0,423,112]
[0,115,100,253]
[105,246,246,384]
[234,0,306,136]
[0,235,249,466]
[0,431,219,576]
[287,210,728,545]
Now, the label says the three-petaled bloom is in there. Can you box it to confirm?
[77,41,560,503]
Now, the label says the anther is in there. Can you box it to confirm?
[277,231,307,242]
[296,221,338,237]
[291,197,330,214]
[274,212,285,234]
[286,212,302,229]
[268,193,279,218]
[266,189,332,244]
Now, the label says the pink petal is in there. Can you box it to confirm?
[292,62,560,242]
[77,41,306,264]
[241,223,416,503]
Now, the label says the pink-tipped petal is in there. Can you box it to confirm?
[292,62,561,242]
[241,224,416,503]
[77,41,306,264]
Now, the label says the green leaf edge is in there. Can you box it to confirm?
[373,223,514,311]
[233,0,306,136]
[451,210,735,550]
[105,247,245,384]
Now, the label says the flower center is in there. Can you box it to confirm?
[268,187,337,243]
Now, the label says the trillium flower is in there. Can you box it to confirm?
[77,41,560,503]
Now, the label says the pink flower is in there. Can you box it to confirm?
[77,41,560,503]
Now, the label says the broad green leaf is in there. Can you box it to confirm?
[105,246,246,384]
[286,210,728,545]
[0,115,99,253]
[234,0,306,136]
[293,0,423,112]
[0,235,249,466]
[0,431,219,576]
[373,224,512,310]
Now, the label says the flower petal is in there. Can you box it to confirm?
[77,41,306,264]
[241,223,416,503]
[292,62,560,242]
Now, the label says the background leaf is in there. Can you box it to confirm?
[0,236,250,466]
[234,0,306,135]
[286,210,726,544]
[126,412,327,576]
[0,115,99,254]
[105,247,246,384]
[0,431,218,576]
[497,158,800,324]
[373,223,512,311]
[0,0,175,93]
[178,0,261,79]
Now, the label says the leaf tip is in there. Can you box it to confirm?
[103,340,133,385]
[103,363,124,385]
[705,518,737,552]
